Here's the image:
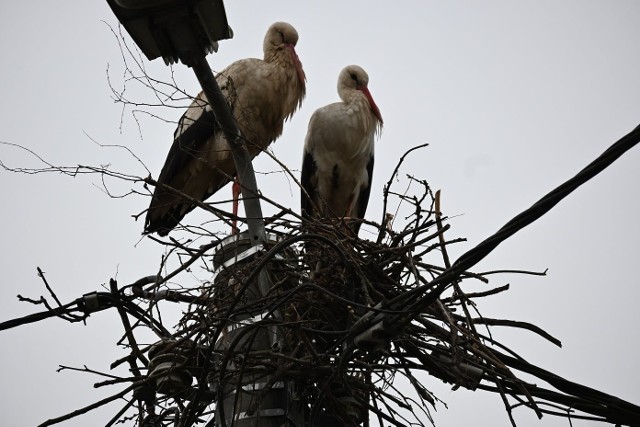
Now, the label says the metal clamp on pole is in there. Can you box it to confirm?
[430,345,484,390]
[79,292,103,313]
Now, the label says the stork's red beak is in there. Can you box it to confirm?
[286,44,306,86]
[358,86,383,125]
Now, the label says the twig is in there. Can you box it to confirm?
[37,385,133,427]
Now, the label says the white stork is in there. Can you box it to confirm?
[301,65,383,235]
[145,22,306,236]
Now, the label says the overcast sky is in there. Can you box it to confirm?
[1,1,639,426]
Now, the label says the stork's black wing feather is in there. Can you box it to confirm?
[352,154,374,234]
[300,149,317,220]
[144,108,219,235]
[156,109,219,187]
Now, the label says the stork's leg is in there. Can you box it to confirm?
[344,192,356,218]
[343,194,356,234]
[231,178,241,235]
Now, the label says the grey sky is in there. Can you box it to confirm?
[1,1,639,426]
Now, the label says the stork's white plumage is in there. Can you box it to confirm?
[145,22,306,236]
[301,65,383,234]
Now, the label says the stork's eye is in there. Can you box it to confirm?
[350,73,358,83]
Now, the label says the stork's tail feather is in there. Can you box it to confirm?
[144,206,188,236]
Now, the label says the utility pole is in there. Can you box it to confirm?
[106,1,301,425]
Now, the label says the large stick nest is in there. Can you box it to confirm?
[4,134,640,426]
[137,169,637,427]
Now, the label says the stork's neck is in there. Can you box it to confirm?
[264,45,303,76]
[264,45,287,64]
[264,46,306,115]
[340,87,364,104]
[341,89,381,126]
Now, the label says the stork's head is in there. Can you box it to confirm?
[264,21,299,50]
[338,65,383,125]
[264,22,306,86]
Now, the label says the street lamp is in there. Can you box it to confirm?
[106,0,232,66]
[107,0,267,248]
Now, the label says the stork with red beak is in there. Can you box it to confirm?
[301,65,383,235]
[145,22,306,236]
